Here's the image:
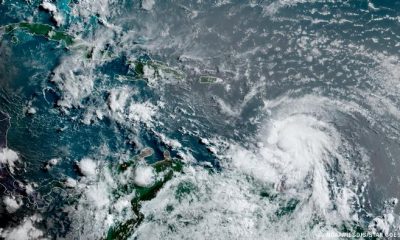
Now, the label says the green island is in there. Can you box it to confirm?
[128,59,186,81]
[1,22,74,45]
[199,75,222,84]
[106,149,184,240]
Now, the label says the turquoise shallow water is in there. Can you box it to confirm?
[0,0,400,239]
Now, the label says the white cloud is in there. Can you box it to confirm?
[40,1,64,26]
[0,148,19,174]
[77,158,97,177]
[64,177,77,188]
[134,165,155,187]
[142,0,155,11]
[154,132,182,149]
[131,94,371,239]
[128,102,157,124]
[0,215,46,240]
[41,2,57,13]
[44,158,60,171]
[108,87,131,113]
[3,196,23,213]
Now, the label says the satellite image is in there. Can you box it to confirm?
[0,0,399,239]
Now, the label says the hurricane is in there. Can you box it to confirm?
[0,0,399,239]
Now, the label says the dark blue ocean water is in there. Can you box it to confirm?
[0,0,400,239]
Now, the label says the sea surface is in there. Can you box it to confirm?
[0,0,400,239]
